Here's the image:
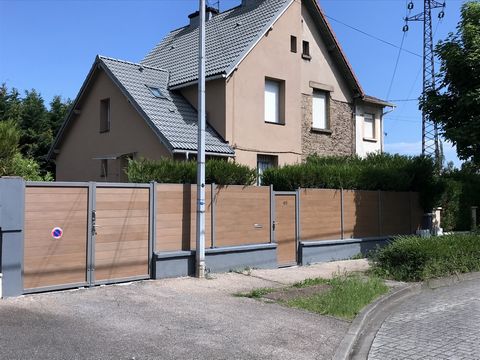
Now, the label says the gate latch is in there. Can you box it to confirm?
[92,210,97,235]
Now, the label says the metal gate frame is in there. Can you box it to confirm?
[23,181,154,294]
[272,190,300,265]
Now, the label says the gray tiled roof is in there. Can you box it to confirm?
[142,0,292,87]
[99,56,234,155]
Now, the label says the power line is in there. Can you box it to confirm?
[324,14,422,59]
[385,32,406,100]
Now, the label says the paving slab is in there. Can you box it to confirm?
[368,277,480,360]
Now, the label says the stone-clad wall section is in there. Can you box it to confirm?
[301,95,355,160]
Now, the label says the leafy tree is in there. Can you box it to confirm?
[422,1,480,168]
[0,120,50,180]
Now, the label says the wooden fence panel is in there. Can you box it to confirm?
[410,192,424,233]
[24,186,88,289]
[381,192,411,236]
[214,185,270,247]
[156,184,211,251]
[300,189,342,241]
[95,187,149,281]
[343,190,380,238]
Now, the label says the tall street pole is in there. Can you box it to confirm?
[196,0,206,278]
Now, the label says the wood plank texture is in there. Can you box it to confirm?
[214,185,270,247]
[343,190,380,238]
[275,194,297,266]
[156,184,212,252]
[410,192,424,233]
[300,189,342,241]
[24,186,88,289]
[94,188,149,281]
[381,192,412,236]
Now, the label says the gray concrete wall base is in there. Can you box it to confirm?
[153,251,194,279]
[0,177,25,298]
[153,244,278,278]
[205,244,277,273]
[299,237,392,265]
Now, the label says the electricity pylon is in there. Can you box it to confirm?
[403,0,445,167]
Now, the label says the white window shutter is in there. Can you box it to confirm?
[265,80,279,123]
[364,113,375,138]
[312,92,327,129]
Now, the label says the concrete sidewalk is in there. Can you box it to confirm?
[0,259,368,360]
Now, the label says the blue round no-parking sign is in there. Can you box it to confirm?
[51,227,63,240]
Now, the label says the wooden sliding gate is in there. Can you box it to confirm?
[23,182,152,293]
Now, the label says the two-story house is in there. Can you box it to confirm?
[49,0,394,182]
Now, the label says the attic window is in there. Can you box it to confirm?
[147,86,165,98]
[290,35,297,53]
[302,40,311,60]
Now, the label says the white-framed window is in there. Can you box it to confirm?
[312,91,328,129]
[264,79,284,124]
[363,113,375,139]
[257,154,278,185]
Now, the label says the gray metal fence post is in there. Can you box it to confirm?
[211,183,216,248]
[472,206,478,231]
[0,177,25,297]
[149,182,157,274]
[270,185,275,243]
[340,188,344,240]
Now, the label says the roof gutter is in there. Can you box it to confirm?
[168,73,227,90]
[172,149,235,158]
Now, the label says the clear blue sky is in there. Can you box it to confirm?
[0,0,465,166]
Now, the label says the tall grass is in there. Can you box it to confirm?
[286,275,388,320]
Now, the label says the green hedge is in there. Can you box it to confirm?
[370,234,480,281]
[440,167,480,231]
[126,158,256,185]
[261,153,443,211]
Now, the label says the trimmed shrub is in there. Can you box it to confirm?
[262,153,442,210]
[126,158,256,186]
[370,234,480,281]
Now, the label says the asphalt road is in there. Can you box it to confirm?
[0,264,361,360]
[368,278,480,360]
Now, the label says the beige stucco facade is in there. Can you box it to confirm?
[55,0,387,181]
[55,69,171,182]
[223,0,358,168]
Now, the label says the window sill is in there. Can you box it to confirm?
[311,127,332,135]
[99,130,110,134]
[363,137,378,143]
[265,121,285,126]
[302,54,312,61]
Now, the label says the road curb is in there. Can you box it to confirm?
[334,271,480,360]
[332,283,421,360]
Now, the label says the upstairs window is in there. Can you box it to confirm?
[312,91,328,130]
[264,78,285,124]
[302,40,311,60]
[364,113,375,139]
[100,98,110,133]
[290,35,297,53]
